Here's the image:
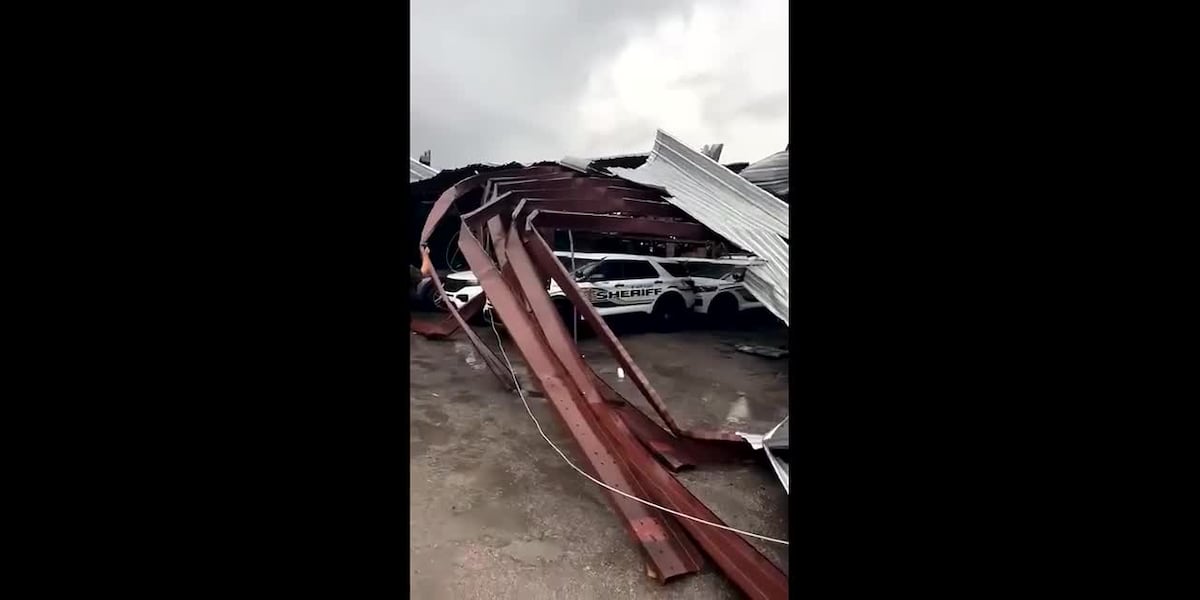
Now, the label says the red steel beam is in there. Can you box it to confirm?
[462,183,678,229]
[455,221,704,583]
[419,166,562,248]
[508,225,786,599]
[588,370,759,468]
[409,291,486,339]
[518,214,740,443]
[499,224,706,573]
[524,208,715,241]
[416,247,513,390]
[412,168,786,598]
[413,166,565,338]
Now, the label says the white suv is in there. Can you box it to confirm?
[439,271,482,310]
[675,257,766,320]
[547,252,697,330]
[436,251,598,311]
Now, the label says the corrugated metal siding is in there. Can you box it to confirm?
[610,129,789,326]
[739,149,789,198]
[410,157,439,182]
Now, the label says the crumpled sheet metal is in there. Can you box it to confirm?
[738,416,790,494]
[409,156,438,182]
[738,148,789,199]
[410,165,787,599]
[610,129,790,326]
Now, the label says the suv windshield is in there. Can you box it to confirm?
[557,255,599,277]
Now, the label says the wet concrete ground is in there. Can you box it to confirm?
[410,312,789,599]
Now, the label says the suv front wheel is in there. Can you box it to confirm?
[651,293,687,332]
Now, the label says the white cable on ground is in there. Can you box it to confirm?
[489,317,789,546]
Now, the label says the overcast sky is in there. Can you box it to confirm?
[410,0,787,169]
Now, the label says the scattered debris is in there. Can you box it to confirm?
[609,130,790,327]
[737,417,789,494]
[738,147,789,201]
[700,143,724,161]
[410,156,439,182]
[734,344,789,359]
[410,158,787,599]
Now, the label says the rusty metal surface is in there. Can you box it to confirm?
[502,224,784,597]
[586,368,757,469]
[456,220,705,582]
[418,249,513,390]
[410,165,787,599]
[408,289,486,339]
[519,217,739,443]
[525,209,714,241]
[419,166,562,247]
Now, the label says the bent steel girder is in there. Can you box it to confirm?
[415,170,694,341]
[413,166,567,341]
[419,166,563,248]
[522,208,714,241]
[516,210,737,443]
[504,210,788,600]
[585,367,758,468]
[416,247,512,389]
[411,167,786,598]
[463,190,682,234]
[455,220,705,582]
[470,192,685,227]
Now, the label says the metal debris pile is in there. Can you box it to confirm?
[410,158,788,599]
[609,130,790,326]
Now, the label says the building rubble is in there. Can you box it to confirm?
[408,132,789,599]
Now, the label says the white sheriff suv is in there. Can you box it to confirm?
[448,251,701,330]
[434,254,592,310]
[673,257,766,320]
[547,252,698,330]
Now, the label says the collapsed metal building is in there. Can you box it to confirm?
[609,130,790,326]
[409,131,789,599]
[408,138,788,274]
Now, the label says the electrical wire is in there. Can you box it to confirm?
[488,317,789,546]
[445,231,466,273]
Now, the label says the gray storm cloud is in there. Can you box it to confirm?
[410,0,787,168]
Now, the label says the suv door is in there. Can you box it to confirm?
[654,260,698,306]
[580,259,625,306]
[615,259,664,308]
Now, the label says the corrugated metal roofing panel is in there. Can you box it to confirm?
[736,416,789,494]
[409,157,439,182]
[610,129,789,326]
[739,149,789,198]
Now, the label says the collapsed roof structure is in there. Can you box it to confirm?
[409,156,438,182]
[410,160,787,599]
[407,132,790,599]
[609,130,790,326]
[738,146,789,201]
